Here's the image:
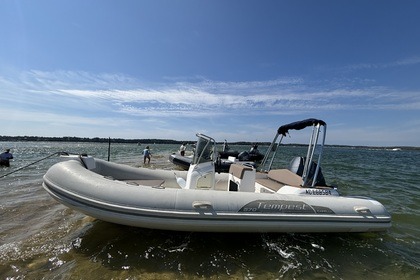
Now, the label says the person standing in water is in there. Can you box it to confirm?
[179,143,186,156]
[0,149,13,167]
[143,146,151,164]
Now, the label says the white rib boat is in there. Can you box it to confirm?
[42,119,391,233]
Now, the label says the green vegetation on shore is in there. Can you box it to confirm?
[1,135,419,150]
[0,135,265,145]
[0,135,183,144]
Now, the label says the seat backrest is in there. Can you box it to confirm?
[229,163,253,179]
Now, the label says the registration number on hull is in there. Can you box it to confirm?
[305,189,332,195]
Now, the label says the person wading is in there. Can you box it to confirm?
[143,146,151,164]
[0,149,13,167]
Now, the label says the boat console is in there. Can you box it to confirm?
[183,134,217,190]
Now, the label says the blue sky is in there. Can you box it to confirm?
[1,0,419,146]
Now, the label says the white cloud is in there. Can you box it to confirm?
[393,56,420,66]
[58,86,420,117]
[347,56,420,71]
[2,69,420,120]
[1,69,419,144]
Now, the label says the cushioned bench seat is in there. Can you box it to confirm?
[267,169,303,187]
[256,169,303,192]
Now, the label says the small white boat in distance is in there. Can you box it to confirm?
[43,119,391,233]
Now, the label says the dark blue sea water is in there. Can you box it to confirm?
[0,141,419,279]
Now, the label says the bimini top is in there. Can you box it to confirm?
[278,118,326,136]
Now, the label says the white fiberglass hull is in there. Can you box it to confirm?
[42,158,391,233]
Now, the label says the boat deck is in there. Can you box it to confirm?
[122,178,235,191]
[121,167,305,193]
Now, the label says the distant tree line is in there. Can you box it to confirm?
[1,135,418,150]
[0,135,269,145]
[0,135,185,144]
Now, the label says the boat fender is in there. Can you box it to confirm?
[174,173,186,189]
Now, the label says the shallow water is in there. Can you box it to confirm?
[0,141,419,279]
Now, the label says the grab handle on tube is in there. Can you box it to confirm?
[192,201,212,208]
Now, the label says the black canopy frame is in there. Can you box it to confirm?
[260,118,327,187]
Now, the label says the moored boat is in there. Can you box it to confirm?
[169,153,255,172]
[168,153,193,170]
[218,142,264,162]
[169,140,262,172]
[42,119,391,233]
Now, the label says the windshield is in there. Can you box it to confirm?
[193,134,215,164]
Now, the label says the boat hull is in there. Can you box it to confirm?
[42,158,391,233]
[168,153,192,170]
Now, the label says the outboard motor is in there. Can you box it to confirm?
[288,157,326,186]
[288,156,305,176]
